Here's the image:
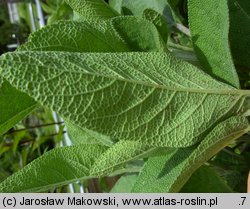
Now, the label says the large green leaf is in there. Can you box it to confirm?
[180,165,233,193]
[132,116,249,192]
[229,0,250,68]
[17,17,164,147]
[0,80,37,135]
[65,0,118,22]
[0,51,248,148]
[188,0,240,88]
[0,144,107,192]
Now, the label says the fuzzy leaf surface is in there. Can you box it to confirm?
[0,52,248,147]
[19,20,129,52]
[16,17,164,147]
[188,0,240,88]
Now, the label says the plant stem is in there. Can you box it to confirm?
[5,122,64,135]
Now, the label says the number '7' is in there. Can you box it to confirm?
[241,197,246,205]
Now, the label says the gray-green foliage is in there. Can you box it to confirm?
[0,0,249,193]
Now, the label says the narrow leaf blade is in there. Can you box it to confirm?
[0,144,107,192]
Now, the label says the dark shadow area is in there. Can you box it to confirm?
[157,147,193,179]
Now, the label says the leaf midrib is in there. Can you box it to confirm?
[6,52,250,96]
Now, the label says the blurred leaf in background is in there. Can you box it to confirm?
[40,0,73,24]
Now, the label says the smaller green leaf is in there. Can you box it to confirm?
[65,0,118,22]
[0,81,37,135]
[132,116,249,192]
[188,0,240,88]
[110,174,138,193]
[121,0,175,28]
[143,8,168,43]
[18,20,129,53]
[111,16,165,51]
[0,144,107,192]
[46,3,73,25]
[180,165,233,193]
[65,120,114,147]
